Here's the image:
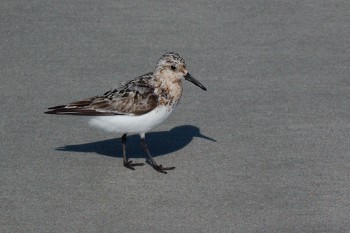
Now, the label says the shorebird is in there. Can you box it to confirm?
[45,52,207,174]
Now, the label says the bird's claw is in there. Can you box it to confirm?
[123,160,145,170]
[153,164,175,174]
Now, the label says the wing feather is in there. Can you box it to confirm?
[45,73,159,116]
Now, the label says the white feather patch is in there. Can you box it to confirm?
[87,106,174,133]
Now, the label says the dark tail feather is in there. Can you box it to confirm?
[47,105,68,110]
[44,107,121,116]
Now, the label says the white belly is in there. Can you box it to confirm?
[88,106,174,133]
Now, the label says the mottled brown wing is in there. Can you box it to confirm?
[45,73,159,116]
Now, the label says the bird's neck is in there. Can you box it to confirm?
[154,71,183,106]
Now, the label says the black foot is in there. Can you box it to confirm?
[123,160,145,170]
[152,164,176,174]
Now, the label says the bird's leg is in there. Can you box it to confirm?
[140,133,175,174]
[121,133,144,170]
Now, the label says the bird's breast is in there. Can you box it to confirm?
[155,79,183,107]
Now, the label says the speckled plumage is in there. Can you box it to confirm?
[45,52,207,173]
[47,73,159,116]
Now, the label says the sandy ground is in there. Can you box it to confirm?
[1,1,350,232]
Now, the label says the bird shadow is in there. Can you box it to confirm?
[56,125,216,158]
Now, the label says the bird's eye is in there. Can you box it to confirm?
[171,65,177,71]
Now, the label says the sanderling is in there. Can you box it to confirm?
[45,52,206,174]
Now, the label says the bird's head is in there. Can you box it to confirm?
[154,52,206,91]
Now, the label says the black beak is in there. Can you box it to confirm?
[184,73,207,91]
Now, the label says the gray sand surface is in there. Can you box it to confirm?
[1,1,350,232]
